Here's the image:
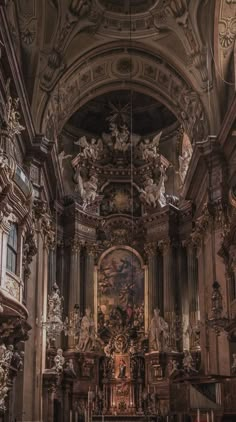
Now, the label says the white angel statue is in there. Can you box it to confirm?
[74,168,99,209]
[58,150,72,175]
[74,136,103,161]
[139,131,162,161]
[138,166,167,208]
[179,144,192,184]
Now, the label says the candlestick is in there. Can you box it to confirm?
[211,410,214,422]
[197,409,200,422]
[69,410,72,422]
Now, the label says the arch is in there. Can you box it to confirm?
[38,42,209,143]
[97,245,145,268]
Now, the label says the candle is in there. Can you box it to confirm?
[197,409,200,422]
[69,410,72,422]
[211,410,214,422]
[88,390,93,403]
[75,410,78,422]
[148,385,150,393]
[207,412,210,422]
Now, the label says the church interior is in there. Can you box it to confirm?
[0,0,236,421]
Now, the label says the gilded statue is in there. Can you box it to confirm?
[149,308,169,352]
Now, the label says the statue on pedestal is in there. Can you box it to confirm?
[53,349,65,373]
[149,308,169,352]
[76,307,96,352]
[182,350,198,374]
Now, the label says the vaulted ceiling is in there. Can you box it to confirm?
[6,0,236,142]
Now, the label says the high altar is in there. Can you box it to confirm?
[42,111,206,421]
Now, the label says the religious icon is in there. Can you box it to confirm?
[118,359,126,378]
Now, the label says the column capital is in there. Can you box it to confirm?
[70,238,82,253]
[85,242,99,257]
[144,241,157,257]
[158,239,171,253]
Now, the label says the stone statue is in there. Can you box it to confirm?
[167,359,179,377]
[129,340,137,355]
[2,81,25,138]
[104,339,113,358]
[149,308,169,352]
[47,283,63,323]
[53,348,65,373]
[179,144,192,184]
[110,122,130,152]
[232,353,236,374]
[139,131,162,161]
[73,169,99,210]
[76,307,96,352]
[182,350,198,374]
[58,150,72,175]
[64,358,76,377]
[74,136,103,161]
[139,166,167,208]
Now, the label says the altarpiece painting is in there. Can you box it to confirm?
[97,247,145,342]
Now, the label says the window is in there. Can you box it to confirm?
[6,224,18,274]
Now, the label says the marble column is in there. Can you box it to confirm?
[84,245,95,314]
[187,243,200,350]
[22,228,49,422]
[162,241,175,323]
[68,239,81,312]
[145,242,162,324]
[48,247,56,292]
[68,239,81,349]
[178,244,189,350]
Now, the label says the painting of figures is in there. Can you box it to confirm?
[97,248,144,341]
